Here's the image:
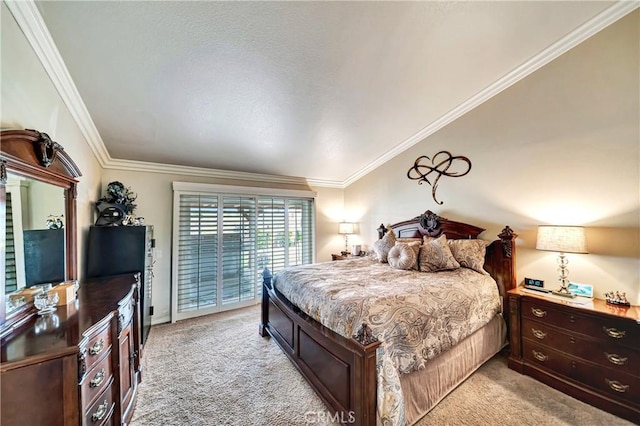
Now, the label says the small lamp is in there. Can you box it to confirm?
[338,222,354,256]
[536,225,588,298]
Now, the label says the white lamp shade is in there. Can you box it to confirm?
[338,222,354,235]
[536,225,588,254]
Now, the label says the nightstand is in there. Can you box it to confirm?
[507,287,640,423]
[331,254,349,261]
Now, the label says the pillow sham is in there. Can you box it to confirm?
[397,237,422,245]
[418,235,460,272]
[388,243,418,270]
[447,239,490,275]
[372,229,396,263]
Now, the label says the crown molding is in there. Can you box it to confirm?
[342,0,639,188]
[104,157,312,186]
[8,0,637,189]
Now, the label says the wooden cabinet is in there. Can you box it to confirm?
[508,288,640,423]
[1,274,142,426]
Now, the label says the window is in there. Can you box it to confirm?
[172,183,315,322]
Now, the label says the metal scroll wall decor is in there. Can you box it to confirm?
[407,150,472,205]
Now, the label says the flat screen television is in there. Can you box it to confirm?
[23,228,65,287]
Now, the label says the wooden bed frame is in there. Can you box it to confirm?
[259,210,517,425]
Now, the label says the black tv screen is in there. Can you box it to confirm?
[23,228,65,287]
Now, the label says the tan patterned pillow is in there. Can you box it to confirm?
[422,235,436,244]
[372,229,396,263]
[388,243,418,270]
[418,235,460,272]
[397,237,422,245]
[447,239,490,275]
[394,241,420,270]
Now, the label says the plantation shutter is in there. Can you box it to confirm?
[257,198,286,278]
[221,196,256,305]
[172,182,315,322]
[5,192,17,293]
[176,194,218,314]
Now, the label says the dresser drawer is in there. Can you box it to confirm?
[522,318,640,377]
[522,299,640,350]
[523,339,640,406]
[80,348,114,409]
[82,322,113,373]
[84,377,116,426]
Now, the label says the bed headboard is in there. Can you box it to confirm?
[378,210,518,305]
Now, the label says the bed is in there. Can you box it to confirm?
[259,210,517,425]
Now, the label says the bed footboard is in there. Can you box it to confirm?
[260,269,380,426]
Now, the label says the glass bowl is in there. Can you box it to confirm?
[34,292,59,314]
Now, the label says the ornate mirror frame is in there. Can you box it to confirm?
[0,129,81,334]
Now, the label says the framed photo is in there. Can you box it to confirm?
[567,282,593,298]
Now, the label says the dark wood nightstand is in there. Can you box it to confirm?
[331,253,349,261]
[507,287,640,423]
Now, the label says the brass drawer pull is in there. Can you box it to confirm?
[532,350,548,362]
[90,369,106,388]
[604,353,628,366]
[531,308,547,318]
[531,328,547,339]
[602,326,626,339]
[91,400,109,422]
[89,338,105,356]
[605,378,629,393]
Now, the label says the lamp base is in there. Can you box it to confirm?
[552,290,577,298]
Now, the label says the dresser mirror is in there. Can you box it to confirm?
[0,129,81,334]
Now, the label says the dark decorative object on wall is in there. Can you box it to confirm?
[407,150,472,204]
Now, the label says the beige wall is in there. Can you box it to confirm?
[1,3,103,280]
[345,11,640,304]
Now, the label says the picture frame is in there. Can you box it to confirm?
[567,282,593,298]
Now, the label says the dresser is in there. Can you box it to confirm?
[508,288,640,423]
[1,274,142,426]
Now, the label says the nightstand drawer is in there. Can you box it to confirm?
[522,318,640,377]
[522,299,640,350]
[523,340,640,406]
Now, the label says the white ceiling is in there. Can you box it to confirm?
[29,1,624,186]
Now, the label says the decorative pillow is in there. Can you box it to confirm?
[422,235,436,244]
[397,237,422,245]
[394,241,421,270]
[447,239,490,275]
[418,235,460,272]
[372,229,396,263]
[388,244,418,270]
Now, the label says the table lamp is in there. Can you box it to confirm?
[536,225,588,298]
[338,222,354,255]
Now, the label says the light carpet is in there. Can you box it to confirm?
[130,305,634,426]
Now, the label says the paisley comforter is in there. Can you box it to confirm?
[273,256,501,425]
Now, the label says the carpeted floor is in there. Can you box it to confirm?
[130,305,634,426]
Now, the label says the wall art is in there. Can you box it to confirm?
[407,150,472,204]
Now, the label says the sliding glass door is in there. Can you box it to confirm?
[172,185,314,322]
